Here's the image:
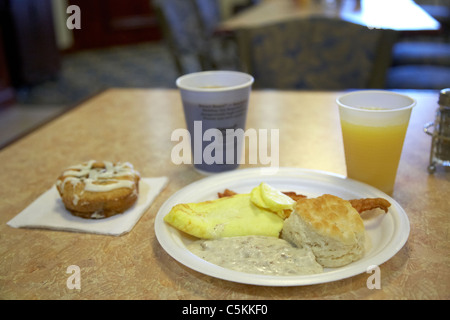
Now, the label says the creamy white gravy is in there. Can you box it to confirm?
[188,236,323,276]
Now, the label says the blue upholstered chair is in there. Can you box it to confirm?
[386,40,450,89]
[385,1,450,89]
[392,41,450,67]
[386,64,450,89]
[192,0,240,71]
[154,0,240,75]
[386,39,450,89]
[236,17,396,89]
[193,0,222,38]
[153,0,213,75]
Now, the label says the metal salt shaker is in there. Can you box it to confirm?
[424,88,450,173]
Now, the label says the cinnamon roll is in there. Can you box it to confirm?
[56,160,140,219]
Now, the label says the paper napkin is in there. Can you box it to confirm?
[7,177,168,236]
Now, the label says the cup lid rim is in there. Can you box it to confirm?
[176,71,254,92]
[336,90,416,113]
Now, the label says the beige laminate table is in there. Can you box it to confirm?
[0,89,448,300]
[219,0,441,32]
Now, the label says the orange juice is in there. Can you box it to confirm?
[341,120,409,195]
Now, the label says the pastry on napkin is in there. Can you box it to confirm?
[7,177,168,236]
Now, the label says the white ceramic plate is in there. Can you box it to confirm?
[154,168,410,286]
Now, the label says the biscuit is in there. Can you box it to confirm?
[281,194,365,268]
[56,160,140,219]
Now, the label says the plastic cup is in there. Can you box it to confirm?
[176,71,254,174]
[337,90,416,195]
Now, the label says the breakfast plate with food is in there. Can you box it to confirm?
[154,167,409,286]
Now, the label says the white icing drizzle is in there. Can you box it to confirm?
[58,160,138,193]
[84,179,135,192]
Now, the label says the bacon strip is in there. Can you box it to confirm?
[217,189,237,198]
[218,189,390,214]
[348,198,391,214]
